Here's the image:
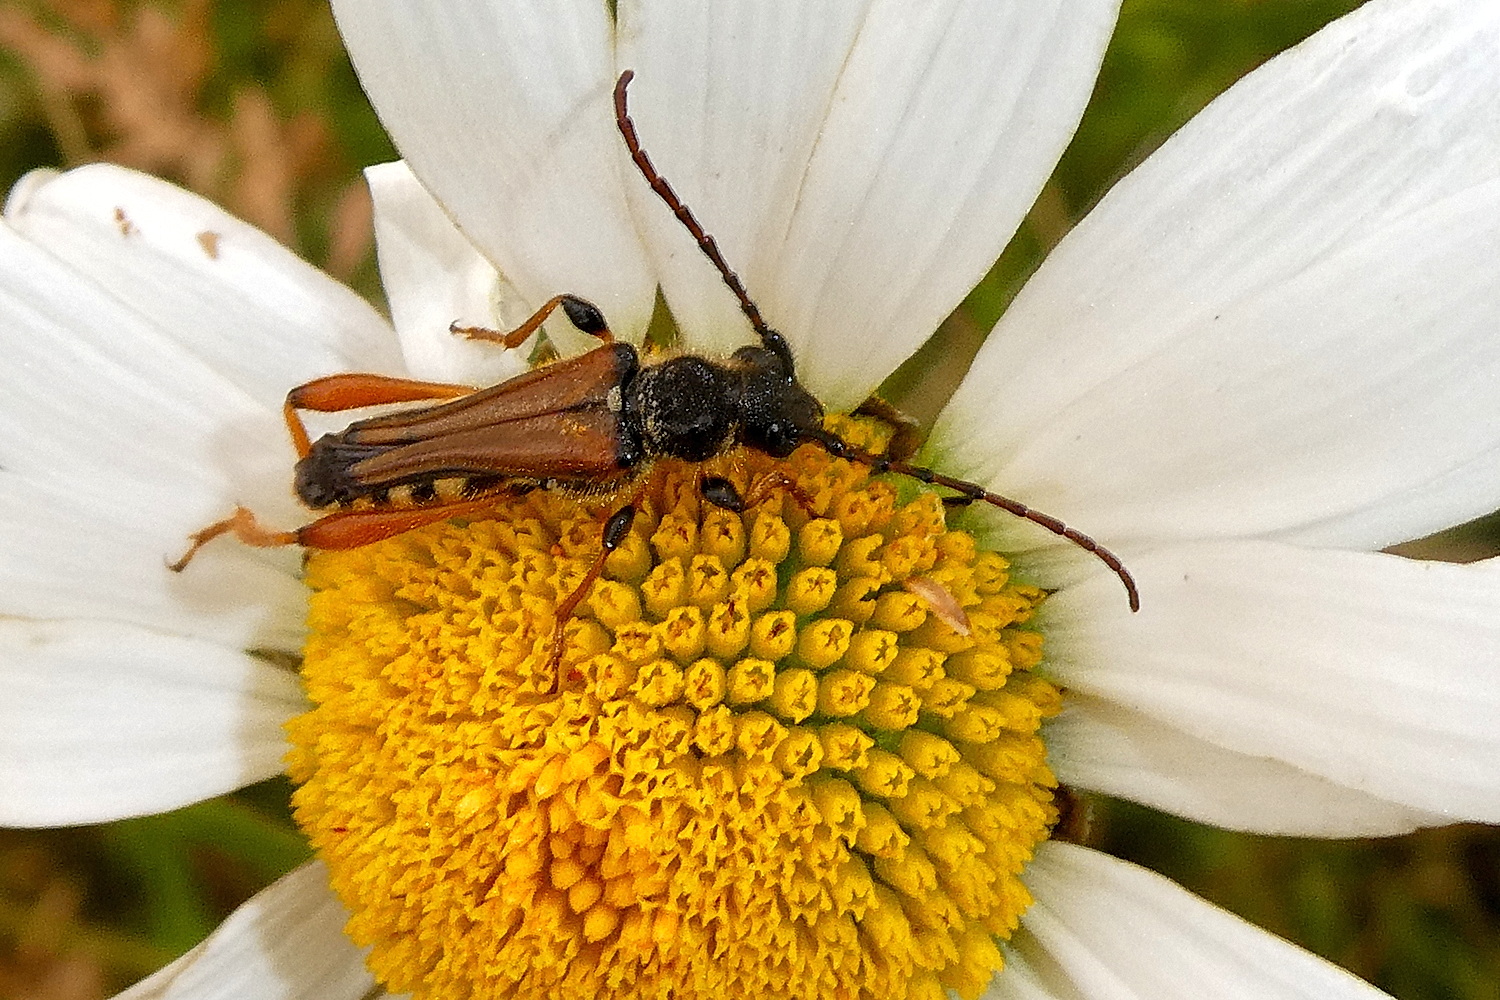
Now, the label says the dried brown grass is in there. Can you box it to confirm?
[0,0,373,277]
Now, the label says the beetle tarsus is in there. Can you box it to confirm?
[743,469,820,517]
[169,506,297,572]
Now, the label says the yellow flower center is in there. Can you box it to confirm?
[286,416,1060,1000]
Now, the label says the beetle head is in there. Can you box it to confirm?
[732,344,825,458]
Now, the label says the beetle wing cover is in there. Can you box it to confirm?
[337,344,638,485]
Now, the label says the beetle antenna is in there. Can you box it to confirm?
[810,429,1140,612]
[614,71,785,360]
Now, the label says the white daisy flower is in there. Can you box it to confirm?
[2,1,1497,999]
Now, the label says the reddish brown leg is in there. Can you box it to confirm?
[700,469,820,519]
[282,374,476,458]
[744,470,820,516]
[293,497,505,550]
[175,374,480,571]
[169,507,298,571]
[451,293,613,350]
[171,497,508,572]
[547,504,638,693]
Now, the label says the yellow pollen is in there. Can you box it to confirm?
[286,415,1060,1000]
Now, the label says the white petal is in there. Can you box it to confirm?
[332,0,658,339]
[1047,695,1448,836]
[0,619,303,827]
[980,942,1056,1000]
[5,164,404,400]
[0,222,308,649]
[115,863,371,1000]
[619,0,1118,408]
[366,161,532,385]
[1040,541,1500,824]
[998,842,1393,1000]
[935,0,1500,548]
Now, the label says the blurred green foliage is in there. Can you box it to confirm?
[0,1,1495,998]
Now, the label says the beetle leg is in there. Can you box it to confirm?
[171,496,506,572]
[293,497,505,551]
[168,506,297,571]
[701,465,820,519]
[697,467,823,521]
[699,475,745,512]
[852,396,923,463]
[451,293,613,350]
[548,504,638,693]
[282,374,476,458]
[743,469,821,517]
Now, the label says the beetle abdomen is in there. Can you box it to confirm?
[294,436,383,508]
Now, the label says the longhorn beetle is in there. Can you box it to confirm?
[174,71,1138,688]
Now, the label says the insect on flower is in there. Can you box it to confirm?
[173,70,1139,686]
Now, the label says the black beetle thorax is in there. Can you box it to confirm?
[625,356,742,462]
[624,345,826,464]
